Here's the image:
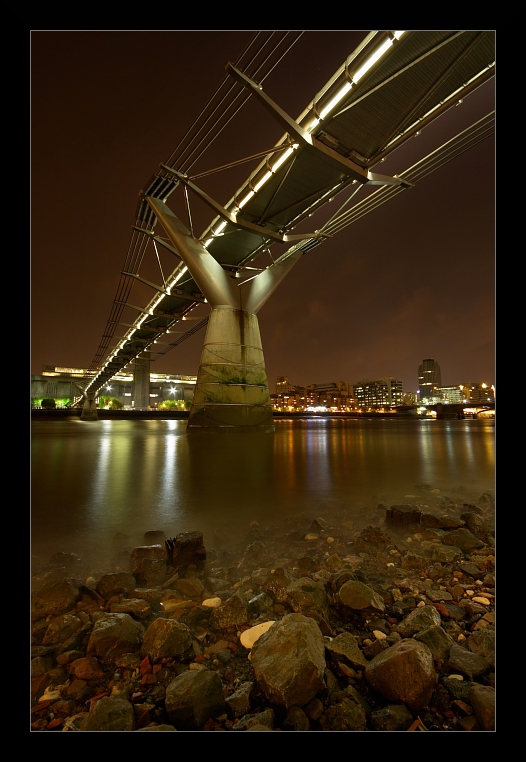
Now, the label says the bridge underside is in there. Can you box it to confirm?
[81,32,494,433]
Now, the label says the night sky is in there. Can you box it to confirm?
[31,31,495,395]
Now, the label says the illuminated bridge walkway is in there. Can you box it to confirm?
[76,31,495,430]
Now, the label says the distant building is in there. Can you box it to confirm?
[353,377,403,409]
[437,386,465,404]
[275,376,296,395]
[31,366,196,408]
[418,358,442,402]
[458,383,495,404]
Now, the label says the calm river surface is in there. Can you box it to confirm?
[31,417,495,568]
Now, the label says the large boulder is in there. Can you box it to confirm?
[165,670,225,730]
[441,527,485,552]
[86,613,144,666]
[31,577,81,621]
[141,618,192,661]
[96,572,136,599]
[337,580,385,614]
[365,639,437,711]
[209,591,252,630]
[285,577,330,620]
[83,696,135,731]
[250,613,325,711]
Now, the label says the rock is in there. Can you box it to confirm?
[441,528,485,552]
[448,644,490,679]
[282,705,310,731]
[395,604,441,637]
[96,573,136,599]
[413,625,455,665]
[225,681,254,718]
[109,598,151,619]
[234,707,276,731]
[132,559,168,587]
[30,503,495,733]
[42,614,83,645]
[337,580,385,614]
[141,618,192,661]
[385,505,422,528]
[209,591,252,630]
[285,577,330,619]
[421,513,465,529]
[32,578,81,621]
[166,532,206,569]
[250,614,326,711]
[86,613,144,666]
[83,696,135,731]
[467,627,495,666]
[174,576,204,598]
[429,545,462,563]
[365,639,437,711]
[165,670,225,730]
[68,656,105,681]
[130,545,167,565]
[318,698,367,731]
[469,683,495,731]
[325,631,368,670]
[369,703,414,731]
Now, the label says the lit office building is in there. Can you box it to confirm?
[353,378,403,409]
[418,358,442,403]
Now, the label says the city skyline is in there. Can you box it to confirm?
[33,357,494,397]
[31,31,495,392]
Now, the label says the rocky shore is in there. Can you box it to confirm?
[31,488,495,732]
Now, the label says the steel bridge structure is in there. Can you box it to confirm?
[76,31,495,430]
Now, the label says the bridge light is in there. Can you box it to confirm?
[238,190,255,208]
[272,146,295,172]
[353,34,404,83]
[319,81,353,120]
[253,171,273,192]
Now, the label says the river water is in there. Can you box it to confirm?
[31,417,495,568]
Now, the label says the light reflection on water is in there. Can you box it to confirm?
[31,417,495,567]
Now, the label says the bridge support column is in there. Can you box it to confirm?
[145,196,303,433]
[80,392,98,421]
[189,306,273,432]
[133,353,151,409]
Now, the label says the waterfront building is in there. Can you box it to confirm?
[31,366,196,408]
[437,386,465,404]
[418,358,442,402]
[353,377,404,409]
[458,383,495,404]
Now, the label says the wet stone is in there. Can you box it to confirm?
[31,495,495,732]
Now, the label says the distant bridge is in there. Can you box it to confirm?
[398,402,495,419]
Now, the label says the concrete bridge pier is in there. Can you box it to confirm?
[132,352,151,409]
[189,305,273,431]
[145,196,303,433]
[80,392,98,421]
